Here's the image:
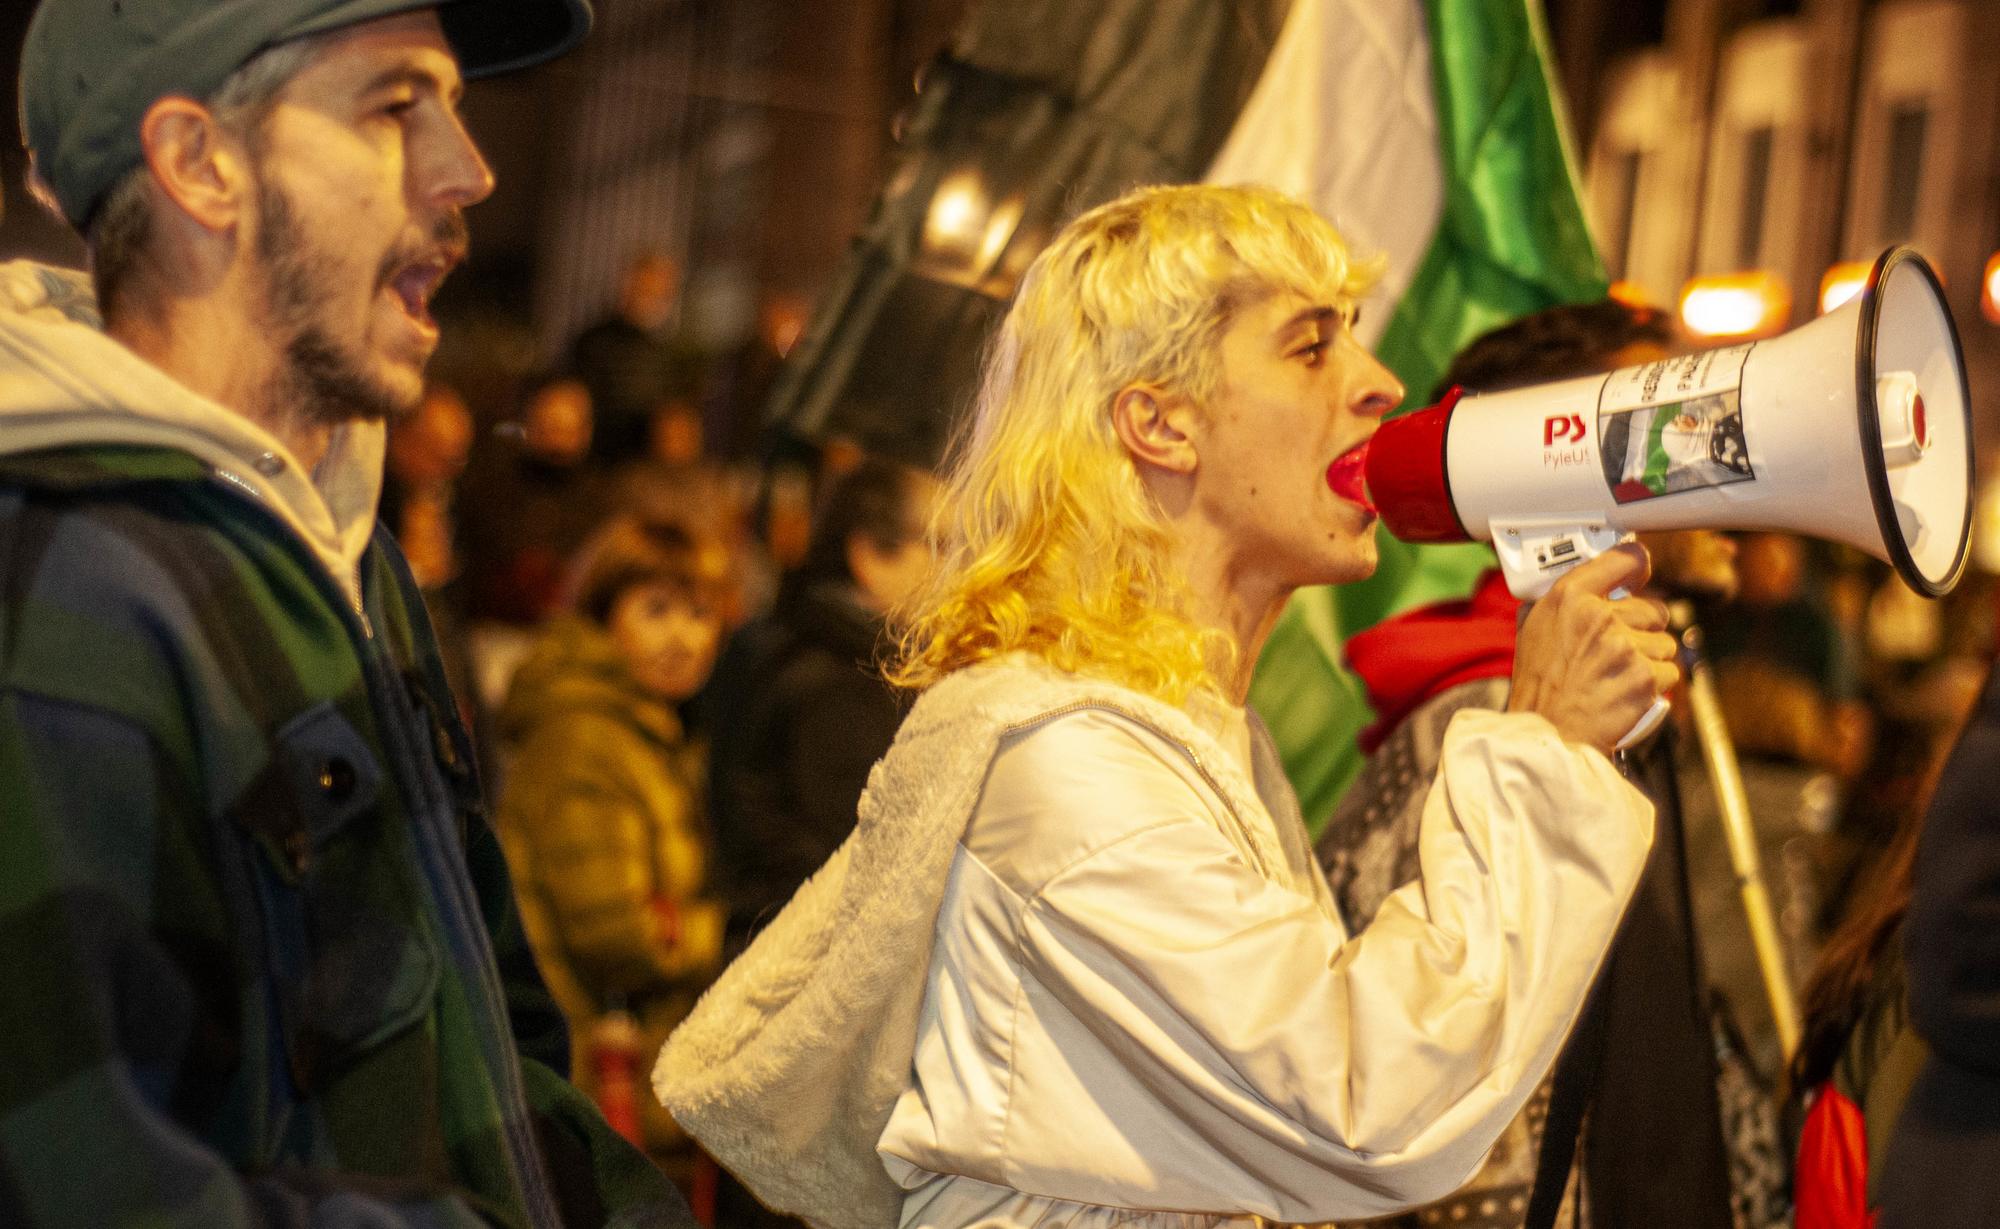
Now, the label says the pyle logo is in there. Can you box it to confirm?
[1543,413,1586,446]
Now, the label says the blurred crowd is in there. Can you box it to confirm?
[394,252,1998,1228]
[382,251,936,1222]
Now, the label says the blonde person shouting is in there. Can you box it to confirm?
[657,184,1677,1229]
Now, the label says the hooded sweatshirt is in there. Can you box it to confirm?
[0,260,690,1229]
[0,259,383,608]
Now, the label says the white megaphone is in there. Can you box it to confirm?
[1365,245,1975,743]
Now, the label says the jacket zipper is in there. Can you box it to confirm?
[207,465,560,1224]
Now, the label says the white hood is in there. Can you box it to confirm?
[0,260,386,610]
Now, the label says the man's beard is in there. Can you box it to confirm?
[252,178,466,428]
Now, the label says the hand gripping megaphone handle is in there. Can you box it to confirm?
[1494,519,1671,750]
[1617,677,1672,749]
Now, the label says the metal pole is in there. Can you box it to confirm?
[1672,602,1804,1058]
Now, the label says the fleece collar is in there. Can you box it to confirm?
[0,260,385,610]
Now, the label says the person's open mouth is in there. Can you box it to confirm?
[1325,440,1375,515]
[389,257,451,330]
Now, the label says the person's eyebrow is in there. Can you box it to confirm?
[1277,305,1338,341]
[360,63,464,105]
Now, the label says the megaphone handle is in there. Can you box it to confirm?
[1493,527,1672,748]
[1609,583,1671,750]
[1617,696,1672,749]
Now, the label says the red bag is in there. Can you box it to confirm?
[1795,1082,1874,1229]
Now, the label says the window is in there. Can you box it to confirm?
[1880,104,1930,243]
[1604,149,1645,279]
[1737,125,1774,269]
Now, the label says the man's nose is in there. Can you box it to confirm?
[419,112,495,211]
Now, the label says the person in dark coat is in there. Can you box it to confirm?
[697,456,935,1229]
[568,252,705,464]
[1790,800,1927,1229]
[706,457,938,948]
[457,371,612,626]
[1877,661,2000,1228]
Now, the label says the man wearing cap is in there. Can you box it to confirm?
[0,2,695,1226]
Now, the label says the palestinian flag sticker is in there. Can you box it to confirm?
[1597,344,1758,504]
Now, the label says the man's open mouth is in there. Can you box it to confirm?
[390,258,450,326]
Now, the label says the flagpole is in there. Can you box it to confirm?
[1671,601,1803,1059]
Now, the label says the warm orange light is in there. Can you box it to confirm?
[1607,280,1657,309]
[1678,271,1791,338]
[1983,253,2000,325]
[924,171,990,257]
[1819,262,1871,314]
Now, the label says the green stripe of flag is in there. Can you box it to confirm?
[1250,0,1609,835]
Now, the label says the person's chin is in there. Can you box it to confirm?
[1305,536,1378,587]
[364,353,430,422]
[1656,564,1739,602]
[1696,571,1741,602]
[1331,548,1378,586]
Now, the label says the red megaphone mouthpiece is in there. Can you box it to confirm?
[1363,386,1472,543]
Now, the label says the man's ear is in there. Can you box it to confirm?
[137,97,252,235]
[1110,384,1198,476]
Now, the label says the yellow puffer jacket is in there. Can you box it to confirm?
[495,615,724,1157]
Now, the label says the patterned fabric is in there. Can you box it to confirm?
[1321,677,1513,932]
[1321,678,1560,1229]
[0,445,690,1228]
[1711,994,1789,1229]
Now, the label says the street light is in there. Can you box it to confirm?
[919,167,1028,294]
[1678,271,1791,338]
[924,169,990,262]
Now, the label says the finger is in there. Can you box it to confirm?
[1630,629,1679,662]
[1553,540,1652,599]
[1652,659,1683,694]
[1610,594,1671,632]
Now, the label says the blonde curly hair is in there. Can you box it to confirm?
[890,183,1380,703]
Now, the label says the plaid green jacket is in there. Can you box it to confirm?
[0,445,691,1229]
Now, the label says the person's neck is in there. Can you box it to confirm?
[1168,516,1288,706]
[108,291,334,472]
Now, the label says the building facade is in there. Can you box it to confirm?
[1555,0,2000,456]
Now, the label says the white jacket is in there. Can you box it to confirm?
[656,656,1653,1228]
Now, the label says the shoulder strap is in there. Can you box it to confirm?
[1526,955,1613,1228]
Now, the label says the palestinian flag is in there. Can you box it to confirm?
[1218,0,1608,832]
[764,0,1606,830]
